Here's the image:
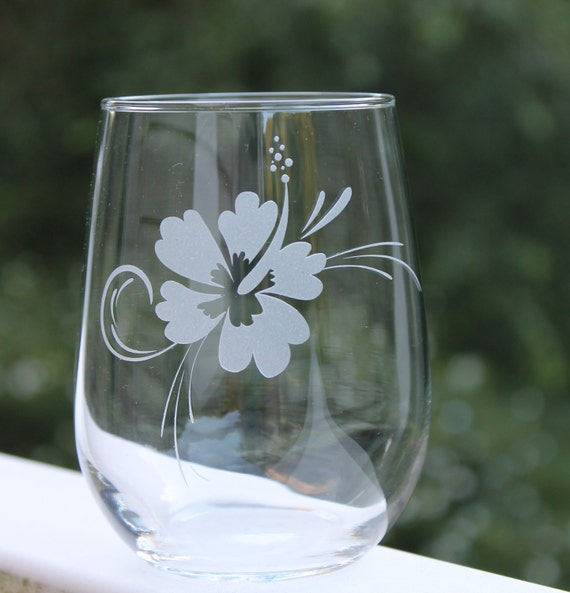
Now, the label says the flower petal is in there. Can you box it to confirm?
[155,210,227,285]
[218,294,310,378]
[156,281,224,344]
[263,242,326,300]
[217,316,254,375]
[218,192,278,262]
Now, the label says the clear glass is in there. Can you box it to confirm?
[74,92,430,581]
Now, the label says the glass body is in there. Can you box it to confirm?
[75,93,430,581]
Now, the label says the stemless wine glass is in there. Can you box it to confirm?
[74,93,430,581]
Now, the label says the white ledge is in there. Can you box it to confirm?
[0,452,563,593]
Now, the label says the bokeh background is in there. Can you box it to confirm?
[1,0,569,588]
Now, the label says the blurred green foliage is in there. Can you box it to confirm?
[1,0,569,588]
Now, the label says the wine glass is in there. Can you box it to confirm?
[74,93,430,581]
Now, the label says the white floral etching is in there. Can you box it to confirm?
[153,189,326,379]
[100,135,421,465]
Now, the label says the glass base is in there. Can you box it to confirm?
[80,419,388,581]
[134,502,380,581]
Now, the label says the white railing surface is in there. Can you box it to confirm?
[0,452,563,593]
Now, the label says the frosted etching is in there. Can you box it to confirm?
[100,135,421,463]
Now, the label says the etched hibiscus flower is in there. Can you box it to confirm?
[99,136,421,469]
[154,190,326,378]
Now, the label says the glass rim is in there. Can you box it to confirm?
[101,92,395,113]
